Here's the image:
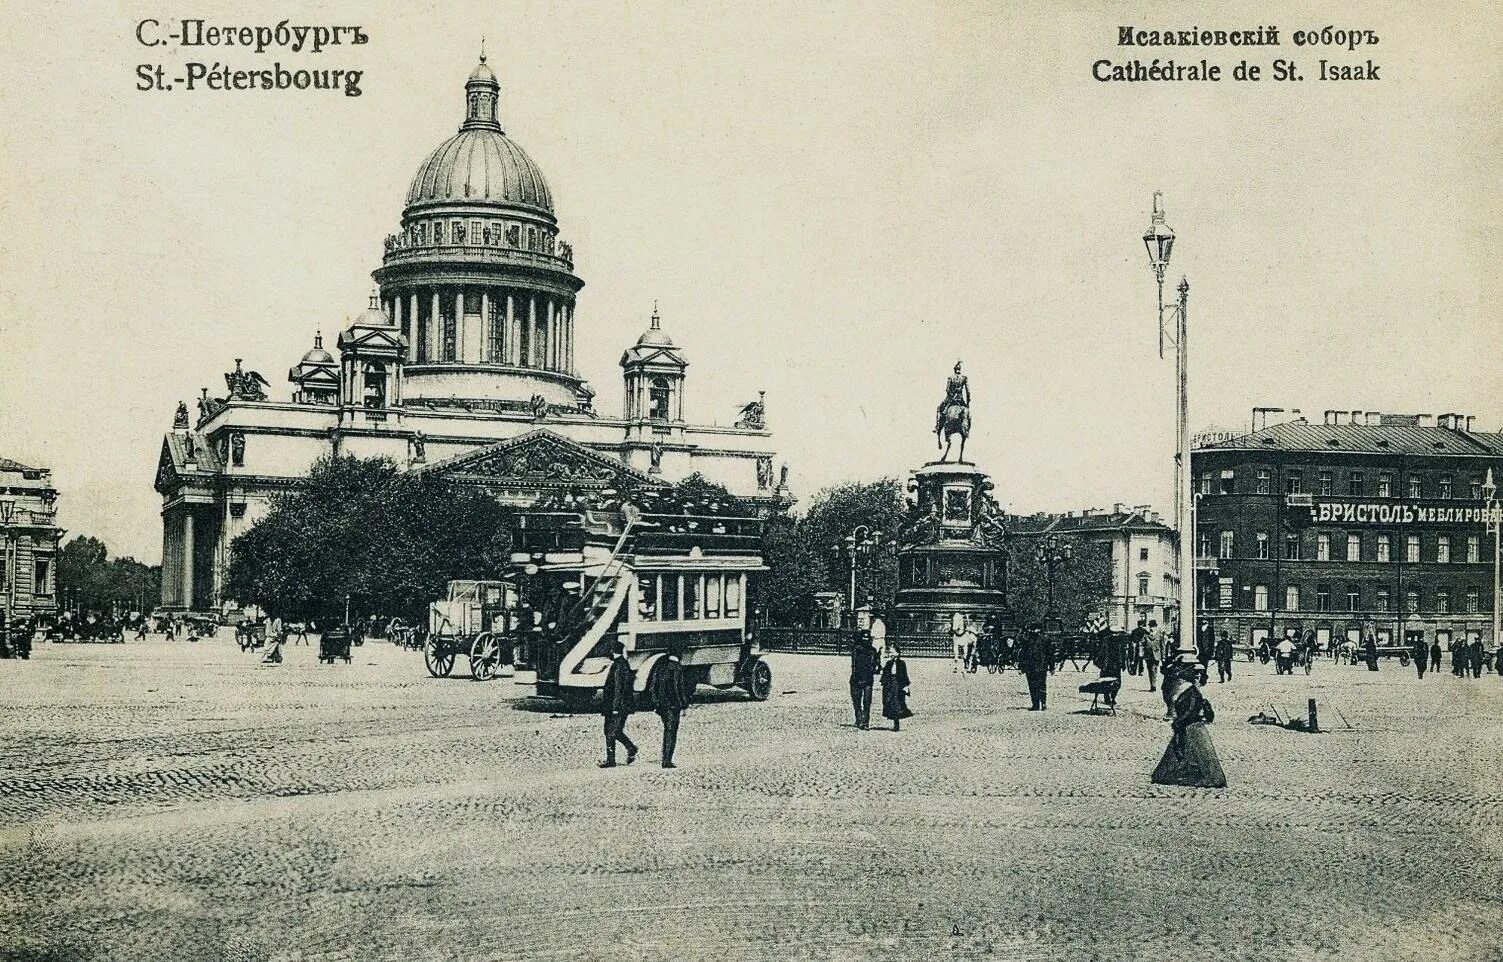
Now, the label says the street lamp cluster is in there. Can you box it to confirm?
[830,525,894,622]
[1033,533,1073,628]
[1143,191,1194,651]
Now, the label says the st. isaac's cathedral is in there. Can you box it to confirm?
[155,56,788,613]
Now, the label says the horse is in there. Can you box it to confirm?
[936,402,970,462]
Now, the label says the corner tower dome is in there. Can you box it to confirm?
[404,53,553,213]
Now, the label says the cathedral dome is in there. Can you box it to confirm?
[404,56,553,214]
[300,341,334,365]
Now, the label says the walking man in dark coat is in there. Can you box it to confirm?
[599,641,638,767]
[849,630,879,729]
[1128,619,1147,676]
[1430,637,1443,673]
[1215,630,1234,683]
[651,648,687,768]
[1019,625,1052,711]
[1412,632,1428,678]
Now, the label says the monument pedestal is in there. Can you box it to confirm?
[890,461,1011,639]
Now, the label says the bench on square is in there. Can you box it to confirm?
[1078,676,1121,715]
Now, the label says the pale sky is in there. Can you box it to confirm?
[1,0,1499,564]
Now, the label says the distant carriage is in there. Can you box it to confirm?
[423,580,517,680]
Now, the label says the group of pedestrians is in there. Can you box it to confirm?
[848,632,912,731]
[598,640,688,769]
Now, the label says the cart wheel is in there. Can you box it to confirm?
[742,657,772,701]
[470,632,502,681]
[425,638,455,678]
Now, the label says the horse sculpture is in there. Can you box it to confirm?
[936,401,970,462]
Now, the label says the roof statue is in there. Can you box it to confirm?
[736,391,767,430]
[225,359,270,402]
[173,402,190,430]
[935,360,971,462]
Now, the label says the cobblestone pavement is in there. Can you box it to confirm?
[1,635,1499,962]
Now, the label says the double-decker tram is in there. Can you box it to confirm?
[513,498,772,707]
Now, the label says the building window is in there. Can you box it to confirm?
[1405,534,1420,563]
[1437,536,1451,564]
[1139,547,1149,562]
[1346,533,1361,561]
[1255,531,1269,560]
[1218,579,1233,609]
[1197,531,1212,559]
[1471,478,1483,500]
[1467,535,1480,563]
[1348,472,1364,497]
[1284,534,1301,560]
[488,296,504,362]
[1316,586,1331,611]
[1378,472,1392,498]
[1377,534,1392,562]
[1318,471,1333,496]
[1408,475,1422,499]
[1466,588,1480,613]
[1439,475,1453,499]
[1218,530,1234,559]
[1219,470,1235,494]
[1197,473,1212,496]
[1405,589,1419,613]
[34,558,52,596]
[1286,471,1302,495]
[1316,533,1330,561]
[1285,585,1301,611]
[1347,586,1361,612]
[1137,573,1149,597]
[1376,587,1390,612]
[1254,585,1269,611]
[1256,469,1272,495]
[1436,589,1450,614]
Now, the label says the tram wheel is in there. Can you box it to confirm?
[470,632,501,681]
[743,657,772,701]
[425,638,455,678]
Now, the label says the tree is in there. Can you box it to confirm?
[758,478,906,625]
[56,536,162,614]
[226,455,513,622]
[1004,535,1114,630]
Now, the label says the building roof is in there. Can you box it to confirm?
[1199,420,1503,458]
[1009,507,1172,536]
[0,456,42,473]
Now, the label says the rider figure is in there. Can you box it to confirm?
[935,361,970,434]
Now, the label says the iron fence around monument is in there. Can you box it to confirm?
[758,626,954,658]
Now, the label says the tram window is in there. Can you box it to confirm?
[706,575,722,618]
[725,576,741,617]
[661,574,680,620]
[637,575,657,620]
[684,575,702,619]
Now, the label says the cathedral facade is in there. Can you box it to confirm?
[155,56,787,613]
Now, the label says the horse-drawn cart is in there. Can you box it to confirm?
[318,626,354,665]
[424,580,517,680]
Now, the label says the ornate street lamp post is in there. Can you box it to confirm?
[1484,469,1501,649]
[831,525,884,620]
[1143,191,1195,652]
[1033,533,1073,628]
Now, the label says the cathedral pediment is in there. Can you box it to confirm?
[423,429,666,491]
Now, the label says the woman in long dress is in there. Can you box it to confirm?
[1152,663,1227,788]
[880,645,913,731]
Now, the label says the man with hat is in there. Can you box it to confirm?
[599,641,639,767]
[651,644,689,768]
[848,628,880,729]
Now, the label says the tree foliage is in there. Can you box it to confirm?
[225,455,513,622]
[56,535,161,614]
[1004,534,1115,630]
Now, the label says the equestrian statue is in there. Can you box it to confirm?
[934,361,971,462]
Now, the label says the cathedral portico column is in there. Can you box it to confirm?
[528,295,538,367]
[546,298,557,370]
[181,509,195,611]
[430,289,442,361]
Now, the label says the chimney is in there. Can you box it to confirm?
[1416,414,1434,427]
[1113,502,1125,514]
[1349,410,1362,425]
[1366,411,1381,426]
[1466,415,1475,431]
[1322,409,1335,426]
